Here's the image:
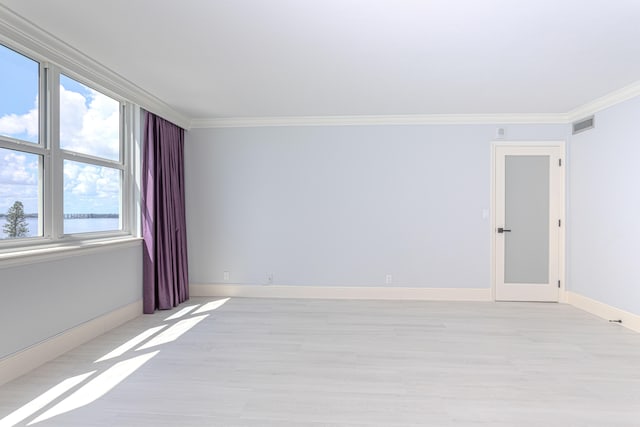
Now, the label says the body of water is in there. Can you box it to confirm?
[0,217,120,239]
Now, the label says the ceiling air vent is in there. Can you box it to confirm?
[572,116,595,135]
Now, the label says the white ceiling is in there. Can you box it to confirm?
[2,0,640,121]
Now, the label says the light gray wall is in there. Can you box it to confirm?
[568,96,640,314]
[0,243,142,358]
[185,124,566,289]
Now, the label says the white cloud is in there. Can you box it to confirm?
[0,150,39,213]
[0,150,37,185]
[59,88,86,139]
[60,85,120,161]
[64,162,119,213]
[70,166,99,195]
[1,83,121,214]
[0,102,38,142]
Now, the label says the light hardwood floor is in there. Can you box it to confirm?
[0,297,639,426]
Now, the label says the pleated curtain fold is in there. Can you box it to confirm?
[142,111,189,313]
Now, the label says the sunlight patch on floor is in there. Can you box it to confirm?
[164,304,200,321]
[1,299,228,426]
[137,315,209,350]
[95,325,168,363]
[0,371,95,427]
[193,298,230,314]
[28,352,159,425]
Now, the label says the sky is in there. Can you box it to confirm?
[0,44,121,216]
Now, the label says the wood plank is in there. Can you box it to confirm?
[1,298,639,426]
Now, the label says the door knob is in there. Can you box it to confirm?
[497,227,511,233]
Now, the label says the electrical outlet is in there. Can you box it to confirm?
[223,271,229,281]
[385,274,392,284]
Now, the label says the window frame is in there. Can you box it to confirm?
[0,42,137,251]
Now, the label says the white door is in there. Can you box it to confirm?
[494,144,564,302]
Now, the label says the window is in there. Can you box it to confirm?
[0,44,43,240]
[59,75,120,161]
[0,42,133,245]
[63,160,121,233]
[60,75,123,234]
[0,148,42,239]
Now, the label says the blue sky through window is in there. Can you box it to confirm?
[0,44,39,143]
[60,75,92,103]
[1,44,121,222]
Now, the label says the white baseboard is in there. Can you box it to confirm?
[566,291,640,333]
[190,283,492,301]
[0,300,143,387]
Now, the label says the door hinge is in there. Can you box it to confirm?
[558,280,561,288]
[559,158,562,166]
[558,219,561,227]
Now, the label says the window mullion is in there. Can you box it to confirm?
[0,138,47,155]
[47,66,63,240]
[59,150,125,170]
[40,62,49,240]
[120,104,128,233]
[123,102,140,236]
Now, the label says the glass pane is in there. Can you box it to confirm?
[504,155,549,283]
[0,44,39,143]
[0,148,42,239]
[60,75,120,161]
[63,160,121,234]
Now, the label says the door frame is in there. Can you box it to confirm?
[490,141,566,302]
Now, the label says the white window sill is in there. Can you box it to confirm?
[0,237,143,269]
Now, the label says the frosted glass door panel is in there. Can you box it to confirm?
[504,155,549,283]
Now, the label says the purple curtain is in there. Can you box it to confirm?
[142,111,189,313]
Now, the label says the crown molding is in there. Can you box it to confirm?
[190,83,640,131]
[566,80,640,122]
[0,5,190,129]
[190,113,570,129]
[192,78,640,128]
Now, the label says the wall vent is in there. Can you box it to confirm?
[572,116,595,135]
